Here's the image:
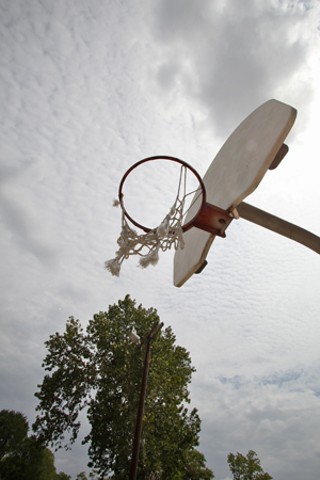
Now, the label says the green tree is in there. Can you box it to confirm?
[73,473,98,480]
[0,410,28,460]
[227,450,272,480]
[56,473,72,480]
[184,449,213,480]
[0,410,69,480]
[75,473,88,480]
[33,295,214,479]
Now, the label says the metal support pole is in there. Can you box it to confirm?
[129,322,163,480]
[237,202,320,254]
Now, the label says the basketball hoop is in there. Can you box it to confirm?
[104,101,319,287]
[105,156,206,276]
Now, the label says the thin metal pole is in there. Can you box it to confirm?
[129,322,163,480]
[237,202,320,255]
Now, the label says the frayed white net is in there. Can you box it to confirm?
[105,165,198,276]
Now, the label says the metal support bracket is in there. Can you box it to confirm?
[192,202,234,237]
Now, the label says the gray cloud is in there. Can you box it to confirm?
[0,191,56,263]
[152,0,317,136]
[1,1,319,479]
[193,370,320,479]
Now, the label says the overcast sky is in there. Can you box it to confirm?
[1,1,320,479]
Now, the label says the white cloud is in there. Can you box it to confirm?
[1,0,319,479]
[152,0,319,136]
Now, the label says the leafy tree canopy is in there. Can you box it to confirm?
[56,473,72,480]
[184,449,214,480]
[0,409,70,480]
[33,295,214,479]
[227,450,272,480]
[0,410,28,460]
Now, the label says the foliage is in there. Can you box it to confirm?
[75,473,88,480]
[227,450,272,480]
[184,449,214,480]
[74,473,99,480]
[0,410,29,460]
[33,295,214,479]
[56,473,72,480]
[73,473,99,480]
[0,409,70,480]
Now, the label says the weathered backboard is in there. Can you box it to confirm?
[173,99,297,287]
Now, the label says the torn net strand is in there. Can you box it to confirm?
[105,166,202,276]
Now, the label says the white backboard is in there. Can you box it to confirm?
[174,99,297,287]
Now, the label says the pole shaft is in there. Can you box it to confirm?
[129,339,151,480]
[237,202,320,254]
[128,322,163,480]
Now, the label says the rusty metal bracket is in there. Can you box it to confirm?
[192,202,234,237]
